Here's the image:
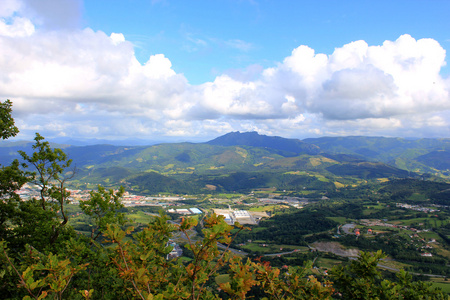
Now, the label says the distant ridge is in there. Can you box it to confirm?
[303,136,450,176]
[206,131,320,155]
[48,137,163,147]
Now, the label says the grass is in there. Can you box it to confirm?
[185,214,201,221]
[381,259,410,271]
[297,190,316,195]
[334,182,345,188]
[317,176,330,182]
[240,242,306,254]
[177,256,193,263]
[429,278,450,294]
[407,193,428,202]
[216,193,244,199]
[127,211,154,224]
[398,218,445,227]
[365,203,384,209]
[249,205,278,212]
[215,274,230,285]
[284,171,309,176]
[362,209,379,216]
[316,257,344,269]
[418,231,441,240]
[431,243,450,258]
[164,164,175,170]
[327,217,347,223]
[239,242,269,253]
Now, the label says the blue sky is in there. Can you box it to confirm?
[1,0,450,142]
[84,0,450,84]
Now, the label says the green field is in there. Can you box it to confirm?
[327,217,347,223]
[240,241,307,254]
[398,217,446,227]
[215,274,230,285]
[316,257,344,269]
[215,193,244,199]
[429,278,450,294]
[127,210,154,224]
[249,205,279,212]
[407,193,428,202]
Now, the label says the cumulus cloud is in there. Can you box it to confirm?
[263,35,449,121]
[0,1,449,141]
[0,0,22,18]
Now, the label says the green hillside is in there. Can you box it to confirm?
[304,136,450,176]
[64,138,416,194]
[3,132,447,195]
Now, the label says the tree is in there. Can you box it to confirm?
[100,212,337,300]
[17,133,75,248]
[80,185,126,241]
[0,100,26,242]
[329,250,446,299]
[0,158,27,245]
[0,99,19,140]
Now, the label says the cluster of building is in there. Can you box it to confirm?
[396,203,439,213]
[167,208,202,215]
[166,240,183,260]
[15,184,189,207]
[355,219,438,257]
[257,196,308,208]
[212,209,266,225]
[121,194,185,207]
[353,228,374,236]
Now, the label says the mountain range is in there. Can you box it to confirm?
[1,132,449,194]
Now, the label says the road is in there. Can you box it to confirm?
[263,249,308,257]
[217,243,247,256]
[156,217,447,278]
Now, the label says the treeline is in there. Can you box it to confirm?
[87,169,337,195]
[339,235,450,276]
[233,207,338,246]
[378,178,450,204]
[200,171,335,193]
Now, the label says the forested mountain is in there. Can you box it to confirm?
[304,136,450,176]
[2,132,449,194]
[207,131,320,155]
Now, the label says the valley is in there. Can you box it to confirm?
[3,131,450,295]
[59,181,450,293]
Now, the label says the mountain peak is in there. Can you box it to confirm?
[206,131,320,155]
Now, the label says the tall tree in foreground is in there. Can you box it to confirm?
[14,133,76,251]
[80,185,126,241]
[0,100,19,139]
[0,100,27,247]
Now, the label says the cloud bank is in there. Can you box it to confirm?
[1,0,449,141]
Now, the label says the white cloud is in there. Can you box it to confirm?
[0,16,35,37]
[0,0,22,18]
[110,33,125,45]
[0,3,449,141]
[265,34,449,123]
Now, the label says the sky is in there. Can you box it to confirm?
[1,0,450,143]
